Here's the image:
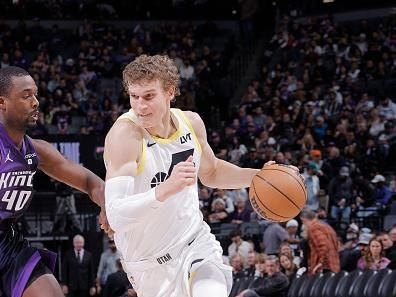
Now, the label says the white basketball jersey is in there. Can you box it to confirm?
[112,108,203,261]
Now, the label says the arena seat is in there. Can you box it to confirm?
[334,269,363,297]
[364,269,392,297]
[240,222,260,237]
[287,274,308,297]
[322,271,348,297]
[378,269,396,297]
[308,271,333,297]
[348,269,376,297]
[297,273,321,297]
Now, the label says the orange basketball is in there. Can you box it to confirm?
[249,164,307,222]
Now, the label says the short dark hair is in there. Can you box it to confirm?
[0,66,30,97]
[230,229,241,238]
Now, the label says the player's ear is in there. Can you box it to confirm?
[0,96,6,110]
[166,86,176,101]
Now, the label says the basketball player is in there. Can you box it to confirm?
[104,55,297,297]
[0,66,111,297]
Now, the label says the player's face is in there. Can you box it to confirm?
[128,79,173,129]
[0,76,39,130]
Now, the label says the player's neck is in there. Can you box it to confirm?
[146,112,177,139]
[1,122,25,149]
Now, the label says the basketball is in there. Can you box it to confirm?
[249,164,307,222]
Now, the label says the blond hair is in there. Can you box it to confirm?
[122,54,181,97]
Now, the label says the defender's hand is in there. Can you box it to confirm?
[99,208,114,236]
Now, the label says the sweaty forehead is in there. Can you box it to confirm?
[10,75,37,94]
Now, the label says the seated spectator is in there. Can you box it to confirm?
[279,242,301,267]
[103,259,136,297]
[231,196,252,224]
[231,253,246,279]
[198,186,213,221]
[371,174,393,206]
[243,251,258,277]
[389,227,396,243]
[339,223,362,271]
[279,254,298,281]
[230,253,256,297]
[237,255,289,297]
[357,237,390,270]
[328,166,354,226]
[377,232,396,269]
[213,188,235,214]
[208,198,231,225]
[228,229,253,260]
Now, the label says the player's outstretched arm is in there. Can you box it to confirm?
[33,138,113,235]
[33,139,104,206]
[185,111,260,189]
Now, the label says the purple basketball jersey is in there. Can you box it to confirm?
[0,124,38,221]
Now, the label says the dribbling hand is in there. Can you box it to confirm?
[156,155,196,202]
[262,160,300,173]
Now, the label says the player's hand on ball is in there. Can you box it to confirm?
[288,164,300,173]
[263,160,276,167]
[156,155,196,201]
[263,160,300,174]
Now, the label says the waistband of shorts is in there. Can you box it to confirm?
[121,237,196,272]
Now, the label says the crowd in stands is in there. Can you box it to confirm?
[2,0,242,20]
[0,18,234,135]
[196,14,396,297]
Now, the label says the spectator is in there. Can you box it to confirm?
[214,188,235,214]
[371,174,393,206]
[243,251,258,277]
[300,208,340,274]
[208,198,231,225]
[302,162,321,211]
[389,227,396,243]
[103,259,136,297]
[96,239,122,294]
[279,254,298,280]
[339,223,362,271]
[231,196,252,224]
[61,235,96,297]
[285,219,301,257]
[377,233,396,269]
[262,223,289,255]
[357,237,390,270]
[377,96,396,121]
[328,166,354,225]
[228,229,253,260]
[237,255,289,297]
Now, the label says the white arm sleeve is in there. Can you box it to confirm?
[105,176,162,232]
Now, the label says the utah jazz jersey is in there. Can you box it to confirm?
[0,124,38,222]
[113,108,203,261]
